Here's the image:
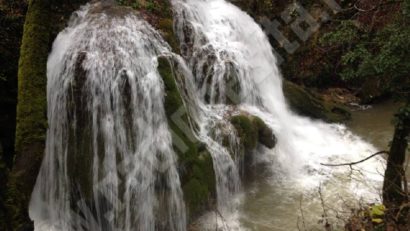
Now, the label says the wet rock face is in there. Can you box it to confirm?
[254,117,277,149]
[157,57,216,220]
[67,51,94,199]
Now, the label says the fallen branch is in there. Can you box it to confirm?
[320,151,388,167]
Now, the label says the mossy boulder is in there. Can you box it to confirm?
[230,114,276,152]
[283,80,351,123]
[230,115,258,151]
[157,57,216,220]
[252,116,276,149]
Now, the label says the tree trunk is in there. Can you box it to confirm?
[6,0,50,230]
[383,103,410,220]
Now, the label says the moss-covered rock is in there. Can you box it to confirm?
[253,116,276,149]
[283,80,351,123]
[158,17,180,53]
[157,57,216,220]
[230,115,258,151]
[230,114,276,152]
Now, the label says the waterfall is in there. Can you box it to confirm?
[29,4,186,231]
[172,0,384,229]
[29,0,385,230]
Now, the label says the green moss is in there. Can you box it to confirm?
[158,18,180,53]
[7,0,51,229]
[157,57,216,219]
[182,151,215,215]
[15,0,50,154]
[252,116,276,149]
[6,171,33,231]
[283,80,351,123]
[230,115,258,150]
[183,179,208,213]
[229,114,276,153]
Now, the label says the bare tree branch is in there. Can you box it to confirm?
[320,151,388,167]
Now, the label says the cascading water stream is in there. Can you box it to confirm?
[172,0,385,229]
[30,3,186,231]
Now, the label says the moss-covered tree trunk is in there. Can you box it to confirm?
[0,144,9,230]
[6,0,50,230]
[383,103,410,222]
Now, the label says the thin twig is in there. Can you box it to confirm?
[320,151,388,167]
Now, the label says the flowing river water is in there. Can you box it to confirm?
[239,101,402,231]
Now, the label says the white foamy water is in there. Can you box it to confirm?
[30,3,186,231]
[172,0,385,229]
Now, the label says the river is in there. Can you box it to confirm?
[240,101,402,231]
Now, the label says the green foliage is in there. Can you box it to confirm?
[394,104,410,129]
[320,3,410,98]
[370,204,385,217]
[320,21,360,47]
[118,0,140,9]
[404,0,410,18]
[132,1,141,9]
[119,0,159,12]
[146,0,156,12]
[340,44,372,80]
[369,204,385,224]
